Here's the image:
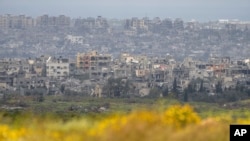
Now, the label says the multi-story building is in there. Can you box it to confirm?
[0,14,33,30]
[124,18,148,31]
[0,14,10,30]
[0,71,13,90]
[161,18,173,29]
[0,58,23,75]
[74,17,106,29]
[36,14,49,27]
[76,51,112,78]
[46,56,69,79]
[36,14,70,27]
[173,18,184,30]
[56,15,71,27]
[25,16,36,28]
[95,16,108,28]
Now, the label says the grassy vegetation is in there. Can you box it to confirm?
[2,95,250,119]
[1,96,250,141]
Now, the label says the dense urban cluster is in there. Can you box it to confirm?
[0,14,250,102]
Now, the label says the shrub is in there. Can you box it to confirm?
[0,104,248,141]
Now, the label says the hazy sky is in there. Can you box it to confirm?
[1,0,250,21]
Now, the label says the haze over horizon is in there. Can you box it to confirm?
[1,0,250,21]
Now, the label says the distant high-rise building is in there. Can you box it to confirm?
[74,16,108,29]
[13,15,26,29]
[152,17,161,24]
[124,19,131,29]
[174,18,184,30]
[25,17,36,28]
[56,15,70,27]
[48,16,57,26]
[0,14,35,29]
[36,14,49,27]
[186,20,198,30]
[124,17,148,31]
[0,14,10,30]
[36,15,70,27]
[95,16,108,28]
[161,18,173,29]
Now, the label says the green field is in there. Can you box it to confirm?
[2,95,250,120]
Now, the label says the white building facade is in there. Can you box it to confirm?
[46,57,69,79]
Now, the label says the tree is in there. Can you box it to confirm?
[60,84,65,93]
[147,87,162,98]
[162,87,169,97]
[173,77,179,98]
[184,89,188,102]
[103,78,132,98]
[215,81,223,94]
[36,94,44,102]
[199,80,204,92]
[187,83,194,93]
[173,77,177,90]
[41,64,47,77]
[235,81,245,92]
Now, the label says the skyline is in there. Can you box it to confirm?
[1,0,250,21]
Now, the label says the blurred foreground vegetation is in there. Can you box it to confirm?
[1,96,250,141]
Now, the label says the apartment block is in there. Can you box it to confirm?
[76,51,111,78]
[46,56,69,79]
